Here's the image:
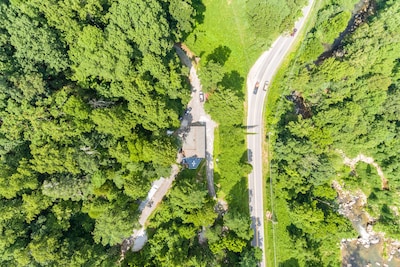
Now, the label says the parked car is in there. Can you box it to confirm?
[185,107,192,115]
[263,81,269,91]
[199,92,205,102]
[253,82,260,94]
[290,28,297,37]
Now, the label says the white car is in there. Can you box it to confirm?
[199,92,205,102]
[263,81,269,91]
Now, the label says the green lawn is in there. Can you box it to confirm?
[186,0,263,77]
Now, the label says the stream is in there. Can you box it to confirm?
[333,150,400,266]
[334,180,400,267]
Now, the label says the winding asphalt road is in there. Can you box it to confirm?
[246,1,314,266]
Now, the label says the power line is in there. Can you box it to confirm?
[267,132,277,267]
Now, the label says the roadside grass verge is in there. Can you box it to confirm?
[213,125,250,214]
[263,0,363,265]
[262,26,309,267]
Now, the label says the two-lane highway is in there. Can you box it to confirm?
[246,1,314,266]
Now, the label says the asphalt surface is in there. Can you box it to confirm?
[246,1,314,266]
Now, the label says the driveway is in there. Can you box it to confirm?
[175,45,217,198]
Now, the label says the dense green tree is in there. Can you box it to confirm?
[223,211,253,241]
[162,0,196,39]
[93,208,136,246]
[1,5,69,74]
[246,0,307,41]
[198,60,225,92]
[205,88,243,126]
[0,0,200,265]
[22,191,53,223]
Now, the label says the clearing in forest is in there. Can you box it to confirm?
[185,0,260,77]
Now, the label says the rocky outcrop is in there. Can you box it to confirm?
[333,180,379,248]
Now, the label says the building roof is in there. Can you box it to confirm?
[182,123,206,158]
[183,157,202,169]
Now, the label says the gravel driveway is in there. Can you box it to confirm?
[175,45,217,198]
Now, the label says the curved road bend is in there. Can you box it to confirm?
[246,1,314,266]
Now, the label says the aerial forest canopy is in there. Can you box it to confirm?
[269,0,400,265]
[0,0,198,265]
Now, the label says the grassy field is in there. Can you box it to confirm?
[186,0,265,78]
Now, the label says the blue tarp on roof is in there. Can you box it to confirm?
[183,157,202,169]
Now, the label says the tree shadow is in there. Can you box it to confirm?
[206,45,231,66]
[192,0,206,24]
[226,177,249,214]
[243,149,252,163]
[240,125,257,129]
[279,258,300,267]
[286,223,303,239]
[220,70,245,98]
[214,172,221,189]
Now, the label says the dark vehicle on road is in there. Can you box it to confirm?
[290,28,297,36]
[253,82,260,94]
[199,92,205,102]
[263,81,269,91]
[247,149,253,162]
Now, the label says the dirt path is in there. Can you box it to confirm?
[138,165,180,225]
[119,164,180,261]
[336,149,389,190]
